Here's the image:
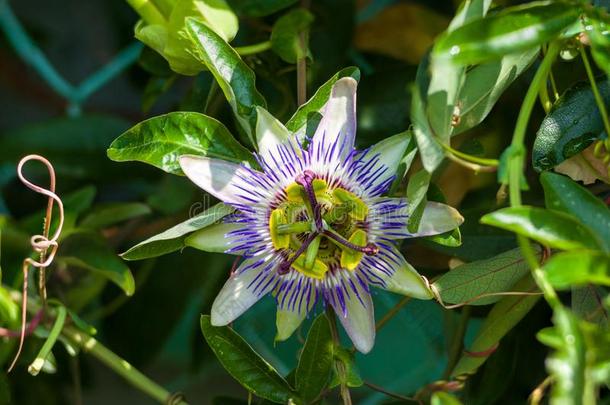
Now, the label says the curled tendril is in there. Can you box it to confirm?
[7,155,64,373]
[593,140,610,180]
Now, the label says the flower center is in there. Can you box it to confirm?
[269,170,378,279]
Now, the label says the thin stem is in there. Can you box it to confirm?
[580,45,610,149]
[28,305,66,376]
[508,42,560,207]
[234,41,271,56]
[363,381,421,404]
[11,290,188,405]
[439,142,500,167]
[296,32,307,106]
[442,306,471,379]
[62,326,188,404]
[326,308,352,405]
[507,41,562,310]
[375,296,411,332]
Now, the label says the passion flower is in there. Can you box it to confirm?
[180,78,463,353]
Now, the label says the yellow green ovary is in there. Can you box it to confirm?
[269,178,371,279]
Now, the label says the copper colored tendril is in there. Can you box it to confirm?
[7,155,64,373]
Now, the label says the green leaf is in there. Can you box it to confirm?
[571,286,608,325]
[107,111,255,175]
[295,314,333,403]
[541,171,610,252]
[452,275,541,376]
[329,346,363,388]
[410,84,445,173]
[481,206,602,250]
[533,80,609,171]
[447,0,492,31]
[588,12,610,79]
[426,0,493,142]
[539,308,586,404]
[286,67,361,137]
[200,315,298,404]
[58,232,135,296]
[226,0,297,17]
[133,0,239,76]
[406,169,431,233]
[433,246,541,306]
[432,392,464,405]
[185,18,267,145]
[544,250,610,289]
[185,222,242,253]
[454,47,539,134]
[0,115,129,180]
[425,227,462,247]
[21,185,96,236]
[121,203,234,260]
[80,203,151,230]
[434,2,580,65]
[271,8,314,64]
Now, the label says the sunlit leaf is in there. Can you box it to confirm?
[434,2,580,65]
[541,171,610,252]
[185,18,267,145]
[121,203,234,260]
[108,112,255,175]
[481,206,603,250]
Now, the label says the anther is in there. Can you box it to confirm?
[277,232,318,275]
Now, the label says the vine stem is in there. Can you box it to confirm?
[375,296,411,331]
[507,41,561,309]
[326,308,352,405]
[234,41,271,56]
[10,290,189,405]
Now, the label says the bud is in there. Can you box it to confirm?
[128,0,238,75]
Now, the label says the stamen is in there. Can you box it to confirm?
[277,232,319,275]
[295,170,324,231]
[276,221,313,235]
[323,229,379,256]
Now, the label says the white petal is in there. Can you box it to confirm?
[310,77,357,164]
[362,243,433,299]
[179,155,257,204]
[275,273,316,341]
[211,257,278,326]
[185,223,244,254]
[331,277,375,354]
[255,106,291,160]
[367,132,412,176]
[415,201,464,237]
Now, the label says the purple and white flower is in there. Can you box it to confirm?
[179,78,463,353]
